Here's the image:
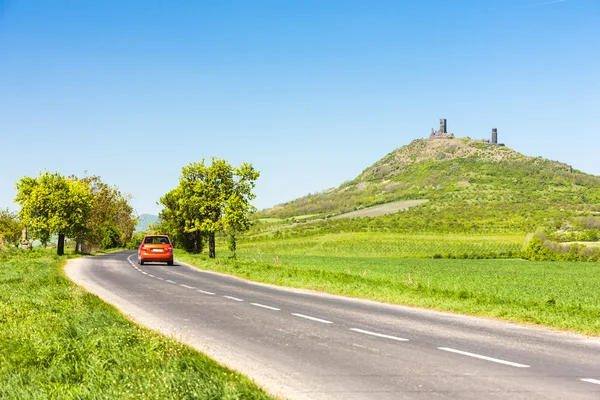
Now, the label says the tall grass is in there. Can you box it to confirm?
[0,247,273,399]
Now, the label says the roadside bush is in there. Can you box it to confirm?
[523,234,600,262]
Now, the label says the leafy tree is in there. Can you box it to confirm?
[75,176,136,251]
[0,208,21,247]
[159,158,259,258]
[15,172,92,255]
[155,187,205,254]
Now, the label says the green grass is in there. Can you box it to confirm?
[0,247,273,399]
[178,247,600,335]
[256,217,286,224]
[242,232,526,258]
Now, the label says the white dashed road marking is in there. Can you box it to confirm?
[581,379,600,385]
[438,347,529,368]
[224,296,244,302]
[251,303,280,311]
[180,284,196,289]
[121,252,599,386]
[350,328,409,342]
[291,313,333,324]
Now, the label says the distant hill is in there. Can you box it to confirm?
[135,214,159,232]
[259,138,600,234]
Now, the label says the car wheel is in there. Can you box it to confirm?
[167,261,173,266]
[139,258,144,265]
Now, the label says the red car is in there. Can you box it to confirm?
[138,235,174,265]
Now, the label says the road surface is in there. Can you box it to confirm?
[65,251,600,399]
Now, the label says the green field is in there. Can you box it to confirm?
[178,238,600,335]
[0,248,272,399]
[239,232,526,258]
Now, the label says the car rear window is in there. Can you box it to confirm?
[143,236,170,244]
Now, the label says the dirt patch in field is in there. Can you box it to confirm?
[331,199,428,219]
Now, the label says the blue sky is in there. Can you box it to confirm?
[1,0,598,215]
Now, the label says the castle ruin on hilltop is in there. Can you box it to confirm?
[429,119,454,139]
[428,119,504,146]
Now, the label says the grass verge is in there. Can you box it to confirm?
[177,250,600,336]
[0,247,273,399]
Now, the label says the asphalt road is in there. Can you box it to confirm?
[65,251,600,400]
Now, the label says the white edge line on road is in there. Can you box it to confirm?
[166,280,176,284]
[438,347,529,368]
[156,277,164,281]
[581,379,600,385]
[251,303,280,311]
[148,274,155,278]
[141,272,147,275]
[291,313,332,324]
[180,284,196,289]
[223,295,244,302]
[350,328,409,342]
[197,289,215,295]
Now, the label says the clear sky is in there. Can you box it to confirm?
[1,0,598,216]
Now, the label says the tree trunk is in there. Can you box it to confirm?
[57,233,65,256]
[208,231,215,258]
[193,231,199,254]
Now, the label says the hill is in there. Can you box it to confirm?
[258,138,600,236]
[135,214,159,232]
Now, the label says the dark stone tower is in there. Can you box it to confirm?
[440,119,447,134]
[492,128,498,144]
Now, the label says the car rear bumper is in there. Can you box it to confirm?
[139,253,173,262]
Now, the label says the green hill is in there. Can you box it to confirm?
[259,138,600,236]
[135,214,159,232]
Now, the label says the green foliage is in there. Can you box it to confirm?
[0,208,21,247]
[76,176,136,251]
[100,223,121,250]
[158,158,259,258]
[0,248,274,399]
[15,172,93,254]
[523,233,600,262]
[14,173,135,254]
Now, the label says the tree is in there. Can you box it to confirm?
[15,172,92,255]
[156,187,204,253]
[75,176,136,252]
[0,208,21,247]
[159,158,259,258]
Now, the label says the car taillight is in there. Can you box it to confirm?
[166,246,172,252]
[141,245,146,251]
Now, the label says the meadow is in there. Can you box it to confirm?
[238,232,525,258]
[178,239,600,335]
[0,247,272,399]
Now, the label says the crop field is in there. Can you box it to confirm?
[239,232,526,258]
[179,244,600,335]
[0,248,272,399]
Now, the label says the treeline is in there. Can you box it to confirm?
[523,232,600,262]
[4,171,136,255]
